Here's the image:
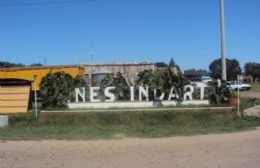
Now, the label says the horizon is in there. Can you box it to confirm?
[0,58,253,72]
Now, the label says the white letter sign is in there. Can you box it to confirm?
[104,87,115,102]
[75,87,85,102]
[139,86,149,101]
[90,87,100,102]
[183,85,194,100]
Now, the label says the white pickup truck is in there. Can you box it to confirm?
[226,81,251,91]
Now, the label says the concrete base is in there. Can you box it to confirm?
[67,100,209,109]
[0,115,9,128]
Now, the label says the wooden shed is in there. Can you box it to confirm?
[0,78,32,114]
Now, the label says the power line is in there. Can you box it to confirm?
[90,40,95,63]
[0,0,97,6]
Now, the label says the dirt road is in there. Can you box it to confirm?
[1,128,260,168]
[241,91,260,98]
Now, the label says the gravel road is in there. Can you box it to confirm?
[240,91,260,98]
[1,128,260,168]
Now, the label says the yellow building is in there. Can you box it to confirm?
[1,65,84,90]
[0,79,32,114]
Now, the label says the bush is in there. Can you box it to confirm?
[100,72,129,101]
[40,72,86,109]
[206,80,232,105]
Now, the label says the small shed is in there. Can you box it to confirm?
[0,78,32,114]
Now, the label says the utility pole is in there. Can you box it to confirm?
[33,75,38,118]
[90,40,95,63]
[89,40,95,86]
[44,56,47,66]
[237,75,240,117]
[220,0,227,80]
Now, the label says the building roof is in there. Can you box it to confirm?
[0,64,83,71]
[0,78,33,86]
[80,62,155,66]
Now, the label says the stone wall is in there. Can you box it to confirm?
[81,62,155,85]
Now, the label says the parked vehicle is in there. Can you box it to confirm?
[201,76,212,84]
[189,81,206,90]
[226,81,251,91]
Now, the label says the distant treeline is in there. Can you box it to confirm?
[0,60,43,68]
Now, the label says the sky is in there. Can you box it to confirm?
[0,0,259,70]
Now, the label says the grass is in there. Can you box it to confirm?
[1,110,260,140]
[41,103,223,112]
[1,97,260,140]
[236,97,260,112]
[250,83,260,92]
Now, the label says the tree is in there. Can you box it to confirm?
[244,62,260,82]
[40,72,75,109]
[162,68,189,102]
[113,73,130,100]
[30,63,43,67]
[169,58,181,72]
[206,80,231,105]
[0,60,25,68]
[209,58,241,80]
[136,62,188,102]
[155,62,168,68]
[73,75,86,88]
[163,59,188,102]
[184,69,209,79]
[72,75,88,101]
[100,72,129,101]
[135,70,164,100]
[169,58,176,68]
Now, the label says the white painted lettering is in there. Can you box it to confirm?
[90,87,100,102]
[168,87,179,100]
[104,87,115,102]
[183,85,194,100]
[197,83,207,100]
[139,86,149,101]
[75,87,85,102]
[154,89,165,100]
[130,86,135,101]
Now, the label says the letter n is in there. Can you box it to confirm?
[75,87,85,102]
